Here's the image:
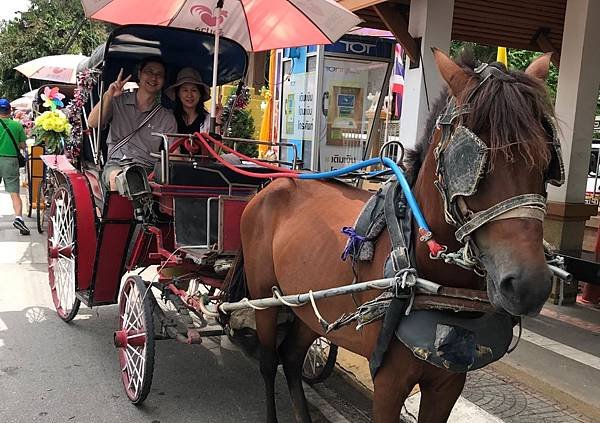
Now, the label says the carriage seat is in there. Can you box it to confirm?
[153,159,272,188]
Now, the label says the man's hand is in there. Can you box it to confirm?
[106,68,132,98]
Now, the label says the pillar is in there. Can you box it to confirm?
[399,0,455,149]
[546,0,600,303]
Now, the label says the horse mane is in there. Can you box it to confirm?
[405,54,554,181]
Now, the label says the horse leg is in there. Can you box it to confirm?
[417,368,466,423]
[372,339,422,423]
[278,317,318,423]
[256,307,281,423]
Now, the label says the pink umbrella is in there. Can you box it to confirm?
[81,0,361,128]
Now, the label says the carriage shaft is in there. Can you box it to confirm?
[218,277,441,314]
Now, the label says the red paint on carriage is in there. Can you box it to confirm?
[90,194,134,305]
[60,166,97,293]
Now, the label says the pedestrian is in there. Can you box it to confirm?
[88,56,177,190]
[0,98,30,235]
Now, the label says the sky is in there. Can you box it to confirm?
[0,0,31,22]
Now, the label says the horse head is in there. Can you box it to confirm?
[414,50,564,317]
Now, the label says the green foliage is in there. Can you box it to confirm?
[222,86,257,157]
[226,109,257,157]
[450,41,559,99]
[0,0,109,99]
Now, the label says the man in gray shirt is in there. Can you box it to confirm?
[89,56,176,190]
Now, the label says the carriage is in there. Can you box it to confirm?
[25,83,75,230]
[42,25,339,404]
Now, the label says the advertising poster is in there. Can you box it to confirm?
[281,71,317,167]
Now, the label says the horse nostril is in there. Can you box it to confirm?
[499,275,516,299]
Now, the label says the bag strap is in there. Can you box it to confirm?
[111,104,163,154]
[0,119,21,156]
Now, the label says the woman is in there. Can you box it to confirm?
[166,67,221,134]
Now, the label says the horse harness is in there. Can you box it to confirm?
[337,64,566,376]
[432,63,565,273]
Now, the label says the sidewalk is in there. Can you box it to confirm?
[334,299,600,422]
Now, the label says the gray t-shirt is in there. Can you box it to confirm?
[105,91,177,168]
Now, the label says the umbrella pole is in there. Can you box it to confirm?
[210,0,224,133]
[27,78,32,91]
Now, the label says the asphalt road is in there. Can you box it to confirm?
[0,192,375,423]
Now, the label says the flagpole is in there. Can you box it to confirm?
[210,0,224,133]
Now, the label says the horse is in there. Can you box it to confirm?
[239,49,559,423]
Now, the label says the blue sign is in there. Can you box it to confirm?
[324,35,394,59]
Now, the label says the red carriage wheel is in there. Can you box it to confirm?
[302,337,338,384]
[115,276,155,405]
[47,186,81,322]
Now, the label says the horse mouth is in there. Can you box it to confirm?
[486,273,545,317]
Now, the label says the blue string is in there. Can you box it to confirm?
[298,158,430,234]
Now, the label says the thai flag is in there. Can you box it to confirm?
[390,44,405,117]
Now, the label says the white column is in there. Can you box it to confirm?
[399,0,455,149]
[550,0,600,203]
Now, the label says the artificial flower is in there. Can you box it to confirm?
[41,86,66,110]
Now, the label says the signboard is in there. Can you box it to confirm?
[281,71,317,165]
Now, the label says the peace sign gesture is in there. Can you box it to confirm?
[106,68,132,98]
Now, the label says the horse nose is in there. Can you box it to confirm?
[498,266,552,315]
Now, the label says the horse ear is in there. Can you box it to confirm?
[431,47,470,98]
[525,52,552,80]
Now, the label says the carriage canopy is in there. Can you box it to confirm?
[78,25,248,88]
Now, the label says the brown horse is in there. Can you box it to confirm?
[240,49,557,422]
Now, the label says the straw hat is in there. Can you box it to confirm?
[165,67,210,102]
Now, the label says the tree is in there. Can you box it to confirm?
[0,0,109,99]
[450,41,559,99]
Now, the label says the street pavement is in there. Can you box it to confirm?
[0,187,599,423]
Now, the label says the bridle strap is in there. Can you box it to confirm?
[454,194,547,243]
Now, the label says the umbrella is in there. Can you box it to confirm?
[15,54,89,84]
[10,89,37,111]
[81,0,361,129]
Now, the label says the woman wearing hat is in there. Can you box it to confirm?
[166,67,222,134]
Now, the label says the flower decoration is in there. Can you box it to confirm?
[64,69,100,161]
[33,110,71,153]
[41,86,65,110]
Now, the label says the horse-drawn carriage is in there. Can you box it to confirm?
[25,83,75,231]
[43,23,573,423]
[42,25,338,404]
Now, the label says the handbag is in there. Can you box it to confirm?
[0,118,26,168]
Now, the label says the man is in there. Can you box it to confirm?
[0,98,30,235]
[89,56,176,190]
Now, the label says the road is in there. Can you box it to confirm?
[1,189,599,423]
[0,190,377,423]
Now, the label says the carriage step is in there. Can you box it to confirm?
[75,289,92,306]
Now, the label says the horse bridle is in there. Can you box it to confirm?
[431,64,565,272]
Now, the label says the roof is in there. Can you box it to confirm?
[341,0,566,63]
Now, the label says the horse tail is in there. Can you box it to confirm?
[224,249,249,303]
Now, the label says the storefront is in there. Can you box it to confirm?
[275,34,395,171]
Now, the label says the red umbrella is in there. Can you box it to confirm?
[81,0,361,128]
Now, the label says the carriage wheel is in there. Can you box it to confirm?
[36,178,49,234]
[115,276,155,405]
[47,186,81,322]
[302,337,338,384]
